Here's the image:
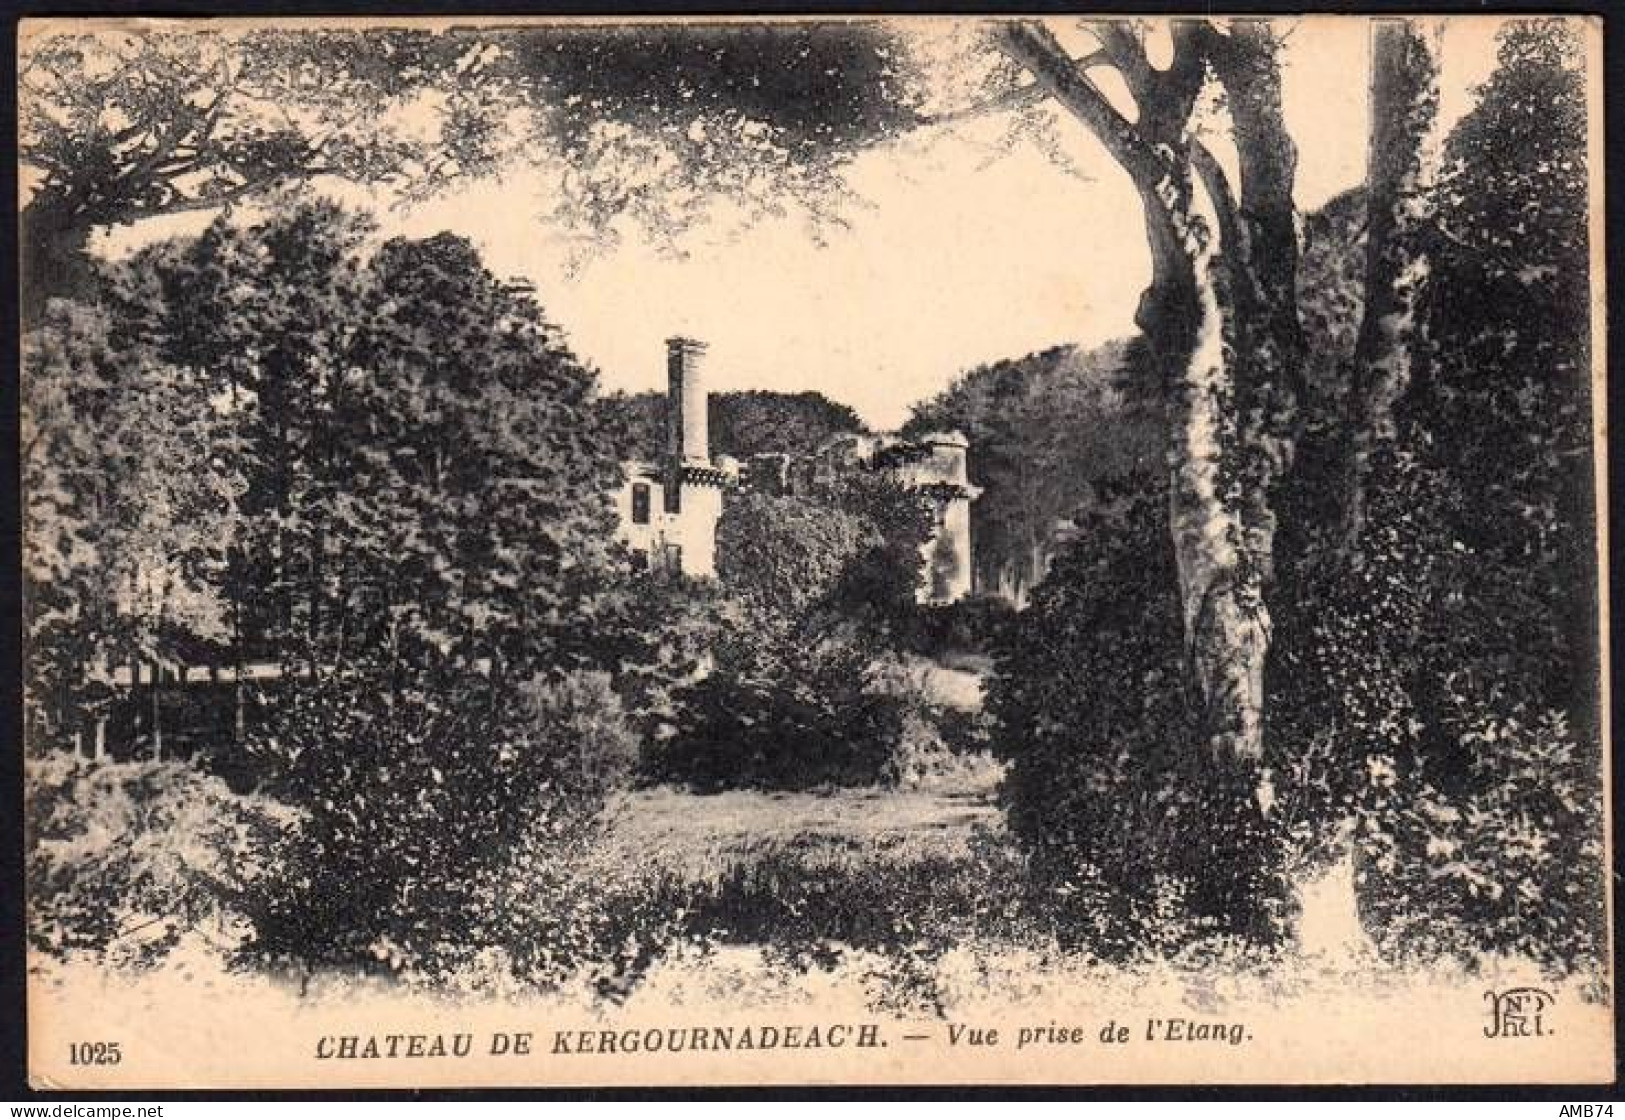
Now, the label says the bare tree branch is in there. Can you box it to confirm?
[915,80,1049,129]
[994,20,1158,180]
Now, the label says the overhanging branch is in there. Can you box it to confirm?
[909,48,1114,133]
[994,20,1158,180]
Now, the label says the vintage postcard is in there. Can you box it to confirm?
[19,12,1612,1088]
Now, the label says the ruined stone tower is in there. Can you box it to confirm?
[666,337,711,470]
[872,430,979,604]
[612,337,728,577]
[614,336,977,598]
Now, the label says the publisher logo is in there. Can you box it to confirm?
[1484,987,1555,1038]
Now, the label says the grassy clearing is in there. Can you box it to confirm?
[559,763,1027,1014]
[30,747,1611,1082]
[603,766,1002,879]
[596,652,1002,892]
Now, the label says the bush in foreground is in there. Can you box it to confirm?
[988,479,1292,949]
[1355,707,1606,972]
[26,755,292,967]
[241,666,638,979]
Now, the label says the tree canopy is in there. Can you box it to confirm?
[19,20,954,318]
[22,199,633,754]
[599,387,866,462]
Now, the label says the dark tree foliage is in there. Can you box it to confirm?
[19,21,928,318]
[23,202,663,973]
[597,388,865,462]
[654,478,930,791]
[87,204,628,693]
[489,21,927,253]
[1296,189,1369,408]
[504,23,917,155]
[903,339,1161,605]
[22,295,243,756]
[713,391,868,460]
[1263,21,1603,968]
[987,472,1289,949]
[890,596,1017,660]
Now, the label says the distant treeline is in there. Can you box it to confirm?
[597,388,865,463]
[903,338,1162,607]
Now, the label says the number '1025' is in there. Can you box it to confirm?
[68,1042,121,1065]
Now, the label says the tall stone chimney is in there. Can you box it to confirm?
[666,337,710,467]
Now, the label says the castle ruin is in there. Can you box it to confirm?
[613,337,979,603]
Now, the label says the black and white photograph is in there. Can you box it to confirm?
[17,12,1613,1088]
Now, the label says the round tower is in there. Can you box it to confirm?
[666,336,710,466]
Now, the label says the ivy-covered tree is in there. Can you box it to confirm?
[988,471,1286,946]
[1355,22,1602,967]
[1255,21,1604,968]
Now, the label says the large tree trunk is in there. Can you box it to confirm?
[1342,19,1442,549]
[1194,22,1308,767]
[1154,190,1273,765]
[998,19,1284,768]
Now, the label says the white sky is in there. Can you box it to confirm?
[87,17,1512,429]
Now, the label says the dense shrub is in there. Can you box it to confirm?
[653,629,908,791]
[26,755,292,966]
[1266,22,1604,971]
[818,475,932,636]
[881,708,994,791]
[515,671,642,800]
[989,478,1291,947]
[661,474,935,792]
[1355,708,1605,970]
[240,666,638,976]
[892,595,1016,658]
[716,491,874,617]
[475,820,699,999]
[717,480,930,628]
